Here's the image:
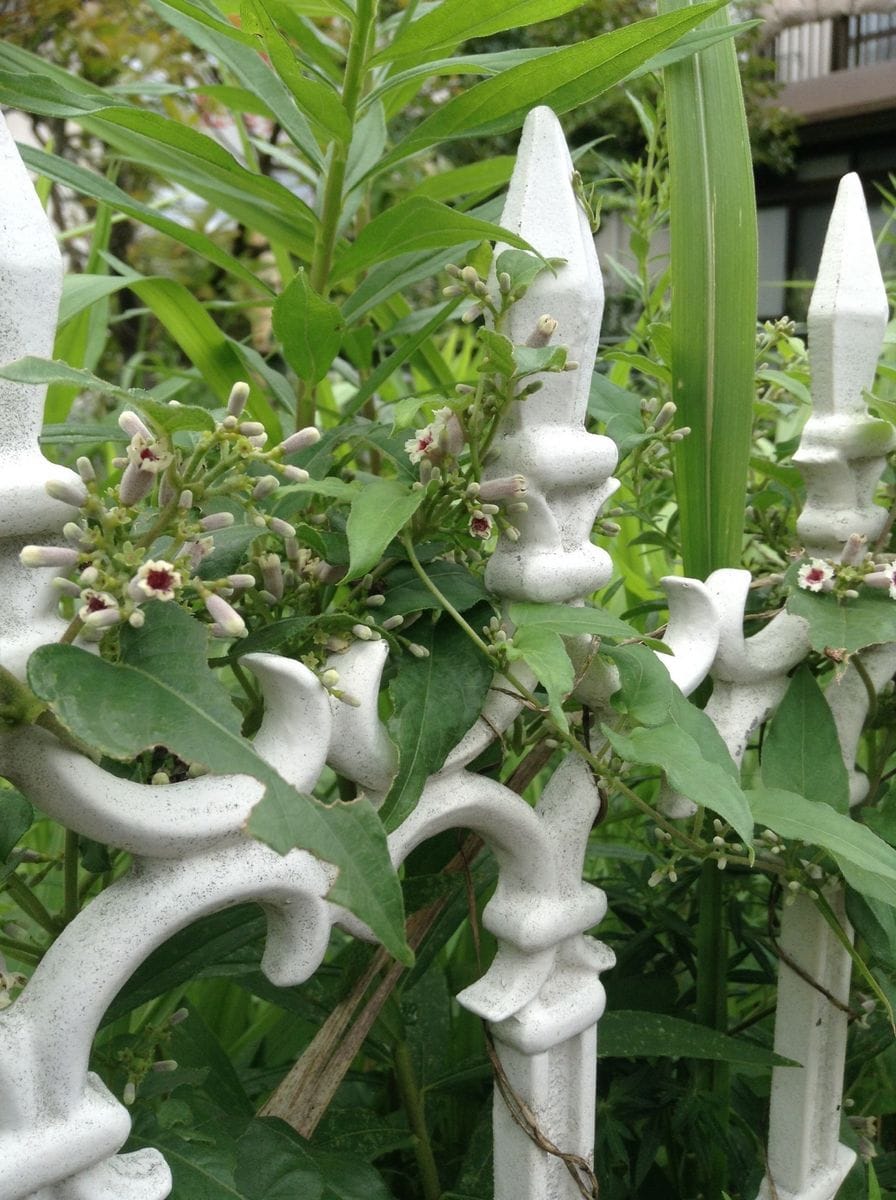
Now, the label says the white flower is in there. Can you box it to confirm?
[405,425,437,464]
[132,560,182,602]
[78,591,121,628]
[126,434,173,475]
[797,559,834,593]
[863,561,896,600]
[469,511,493,540]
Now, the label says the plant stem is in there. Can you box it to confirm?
[63,829,79,926]
[0,934,42,963]
[300,0,378,430]
[401,533,491,656]
[4,873,59,936]
[392,1037,442,1200]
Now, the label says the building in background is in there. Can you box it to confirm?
[756,0,896,316]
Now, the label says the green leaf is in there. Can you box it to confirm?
[0,789,33,861]
[137,398,217,434]
[58,273,133,328]
[330,197,540,284]
[27,603,408,963]
[411,156,516,204]
[602,643,673,727]
[512,625,575,731]
[382,610,494,829]
[598,1010,794,1067]
[233,1119,323,1200]
[0,69,112,117]
[195,525,266,580]
[588,372,651,457]
[146,0,325,169]
[786,585,896,654]
[379,561,488,619]
[496,248,559,297]
[0,357,154,403]
[375,0,587,65]
[477,329,516,378]
[604,723,753,845]
[344,480,425,583]
[20,144,268,295]
[749,788,896,907]
[273,269,345,386]
[508,601,644,642]
[241,0,351,145]
[660,1,758,576]
[761,665,849,813]
[379,3,726,168]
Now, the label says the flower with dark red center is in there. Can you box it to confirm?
[796,559,834,593]
[469,511,493,540]
[132,560,182,602]
[78,591,121,628]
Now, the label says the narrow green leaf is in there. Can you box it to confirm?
[0,70,112,117]
[344,480,426,583]
[0,357,154,403]
[377,3,726,170]
[599,1009,795,1066]
[382,611,494,829]
[330,197,541,283]
[749,788,896,908]
[20,144,268,295]
[761,665,849,812]
[375,0,587,66]
[660,1,758,576]
[27,603,408,962]
[273,269,345,386]
[410,156,516,204]
[512,625,575,731]
[241,0,351,145]
[58,274,133,328]
[605,723,753,845]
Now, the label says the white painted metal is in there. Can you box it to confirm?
[0,104,891,1200]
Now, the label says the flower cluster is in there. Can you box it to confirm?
[795,532,896,602]
[22,383,322,643]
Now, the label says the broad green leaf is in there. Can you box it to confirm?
[604,723,753,845]
[231,616,316,658]
[749,788,896,907]
[344,480,425,583]
[0,789,33,861]
[512,625,575,731]
[379,561,488,619]
[602,643,673,726]
[598,1010,794,1067]
[786,585,896,654]
[233,1119,323,1200]
[137,397,216,435]
[330,197,540,284]
[663,687,740,781]
[477,329,516,378]
[382,610,494,829]
[27,603,409,963]
[661,1,757,577]
[761,665,849,812]
[273,269,345,386]
[20,144,267,294]
[496,248,558,297]
[302,1148,395,1200]
[195,525,266,580]
[378,3,726,169]
[241,0,351,145]
[508,600,644,642]
[374,0,587,65]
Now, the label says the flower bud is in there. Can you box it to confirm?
[227,381,250,417]
[118,462,156,507]
[239,421,265,437]
[46,477,87,508]
[269,517,296,538]
[652,401,677,432]
[282,465,310,483]
[525,315,558,348]
[200,511,235,532]
[352,624,374,641]
[277,426,321,456]
[227,574,256,590]
[20,545,79,569]
[118,410,151,440]
[76,456,95,483]
[205,593,247,638]
[382,614,404,630]
[252,475,280,500]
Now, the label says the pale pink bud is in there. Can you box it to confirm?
[227,574,256,589]
[119,462,155,506]
[478,474,527,503]
[118,410,151,440]
[205,593,247,638]
[316,562,346,584]
[269,517,295,538]
[248,433,268,448]
[199,512,235,532]
[46,476,87,508]
[277,427,321,456]
[179,490,193,509]
[352,624,374,641]
[239,421,265,437]
[382,614,404,630]
[407,643,430,658]
[651,401,677,432]
[283,465,310,483]
[525,315,558,348]
[227,381,250,417]
[840,533,867,566]
[252,475,280,500]
[52,577,83,598]
[20,545,79,568]
[76,456,95,483]
[259,553,284,601]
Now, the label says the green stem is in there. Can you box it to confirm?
[392,1038,441,1200]
[0,934,42,963]
[63,829,80,926]
[4,873,60,936]
[401,533,491,655]
[300,0,378,430]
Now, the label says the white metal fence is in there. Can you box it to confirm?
[0,104,891,1200]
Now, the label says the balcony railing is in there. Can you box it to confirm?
[774,9,896,83]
